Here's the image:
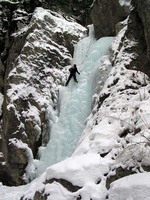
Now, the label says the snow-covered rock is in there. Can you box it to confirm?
[109,172,150,200]
[20,21,150,200]
[21,154,112,200]
[1,0,150,200]
[0,7,86,185]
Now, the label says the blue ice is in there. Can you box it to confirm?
[36,26,114,176]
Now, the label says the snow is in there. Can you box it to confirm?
[73,25,150,175]
[0,93,3,115]
[74,63,150,170]
[109,172,150,200]
[1,4,150,200]
[22,154,112,200]
[45,154,111,186]
[0,0,20,4]
[119,0,131,6]
[32,7,86,39]
[0,12,115,200]
[5,5,87,183]
[0,154,110,200]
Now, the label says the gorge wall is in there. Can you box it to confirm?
[0,0,150,198]
[0,0,87,185]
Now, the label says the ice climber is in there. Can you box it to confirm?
[65,64,80,86]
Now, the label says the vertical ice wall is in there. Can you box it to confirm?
[36,26,114,176]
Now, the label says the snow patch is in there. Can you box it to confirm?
[0,93,3,115]
[9,138,36,182]
[109,173,150,200]
[119,0,131,6]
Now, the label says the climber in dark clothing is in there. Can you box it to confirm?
[65,64,80,86]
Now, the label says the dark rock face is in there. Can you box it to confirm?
[125,8,148,72]
[46,178,82,193]
[41,0,93,26]
[132,0,150,58]
[131,0,150,76]
[21,178,82,200]
[111,0,150,77]
[0,60,4,94]
[21,177,82,200]
[90,0,129,39]
[33,191,50,200]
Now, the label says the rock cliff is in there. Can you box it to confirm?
[0,2,86,185]
[90,0,130,39]
[1,0,150,200]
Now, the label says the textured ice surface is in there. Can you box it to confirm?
[36,26,114,175]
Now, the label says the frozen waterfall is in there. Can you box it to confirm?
[36,26,114,176]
